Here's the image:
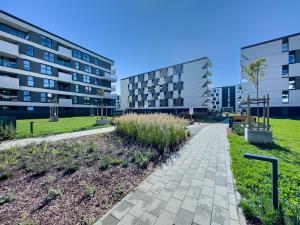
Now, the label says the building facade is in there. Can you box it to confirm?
[115,95,121,111]
[0,10,117,119]
[241,33,300,117]
[120,58,212,113]
[209,84,242,113]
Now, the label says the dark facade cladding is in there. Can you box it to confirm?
[221,86,236,112]
[0,10,116,119]
[250,107,300,118]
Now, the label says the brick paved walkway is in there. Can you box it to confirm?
[95,123,246,225]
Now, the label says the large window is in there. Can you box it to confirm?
[72,72,78,81]
[85,86,92,94]
[0,23,29,39]
[43,79,55,89]
[289,52,296,64]
[75,84,80,93]
[282,65,289,77]
[72,49,81,59]
[83,75,90,83]
[27,76,35,87]
[289,77,296,90]
[75,61,80,70]
[83,96,90,104]
[84,64,92,73]
[43,51,55,62]
[27,106,34,111]
[23,90,31,101]
[82,53,90,62]
[26,45,34,56]
[40,93,47,102]
[282,38,289,52]
[282,90,289,103]
[72,96,78,104]
[23,60,31,71]
[40,35,52,48]
[40,64,52,75]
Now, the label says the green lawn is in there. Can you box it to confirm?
[16,116,112,139]
[228,118,300,224]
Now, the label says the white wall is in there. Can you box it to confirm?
[120,78,129,110]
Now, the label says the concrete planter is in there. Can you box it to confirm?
[245,128,273,144]
[96,119,108,125]
[49,116,59,122]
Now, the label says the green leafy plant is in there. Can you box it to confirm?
[39,188,61,208]
[0,123,16,141]
[111,185,124,203]
[0,190,15,205]
[232,123,244,135]
[83,185,96,200]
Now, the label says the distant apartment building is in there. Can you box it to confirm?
[209,84,242,113]
[120,58,212,113]
[241,32,300,117]
[0,10,117,119]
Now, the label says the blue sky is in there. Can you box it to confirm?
[2,0,300,93]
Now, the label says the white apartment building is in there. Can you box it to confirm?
[121,58,212,113]
[209,84,242,113]
[241,33,300,117]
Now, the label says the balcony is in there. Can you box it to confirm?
[104,92,117,99]
[0,76,19,89]
[111,85,116,92]
[0,40,19,57]
[58,45,72,59]
[59,98,73,107]
[58,72,72,83]
[103,72,117,82]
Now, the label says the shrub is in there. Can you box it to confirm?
[99,155,124,170]
[83,185,96,200]
[0,165,11,180]
[0,124,16,141]
[232,123,244,135]
[114,113,188,152]
[0,190,15,205]
[111,185,124,203]
[40,188,61,208]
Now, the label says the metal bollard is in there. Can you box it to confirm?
[244,153,278,210]
[30,121,35,134]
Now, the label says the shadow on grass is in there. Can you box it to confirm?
[254,142,291,153]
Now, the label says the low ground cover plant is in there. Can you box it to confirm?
[178,111,225,122]
[114,113,189,152]
[0,123,16,141]
[228,118,300,224]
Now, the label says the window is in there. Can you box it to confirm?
[282,38,289,52]
[40,92,47,102]
[95,68,100,75]
[72,96,78,104]
[27,106,34,111]
[40,64,52,75]
[23,90,30,101]
[94,78,99,85]
[84,64,92,73]
[75,84,80,93]
[72,72,78,81]
[282,65,289,77]
[289,52,296,64]
[72,49,81,59]
[23,60,31,71]
[82,53,90,62]
[282,91,289,103]
[289,77,296,90]
[27,76,35,87]
[26,45,34,56]
[83,96,90,104]
[85,86,92,94]
[75,61,80,70]
[40,35,52,48]
[94,58,99,65]
[0,23,29,39]
[43,79,55,89]
[83,75,90,83]
[43,51,55,62]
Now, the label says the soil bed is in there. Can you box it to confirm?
[0,132,182,225]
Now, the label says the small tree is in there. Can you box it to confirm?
[242,58,267,125]
[97,88,105,120]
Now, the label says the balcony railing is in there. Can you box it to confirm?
[0,76,19,89]
[56,59,71,68]
[0,59,17,68]
[0,39,19,57]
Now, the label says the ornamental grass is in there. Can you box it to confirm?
[113,113,189,152]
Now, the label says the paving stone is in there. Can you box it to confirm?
[230,219,240,225]
[111,200,134,220]
[172,188,187,201]
[156,189,173,202]
[215,185,228,196]
[214,193,228,209]
[229,203,239,221]
[117,213,138,225]
[197,195,213,211]
[135,212,157,225]
[124,190,145,205]
[129,200,150,218]
[173,208,194,225]
[193,207,211,225]
[165,180,178,191]
[101,214,119,225]
[212,205,230,225]
[154,210,176,225]
[181,195,198,213]
[201,185,214,198]
[164,197,182,214]
[187,186,201,199]
[147,199,166,217]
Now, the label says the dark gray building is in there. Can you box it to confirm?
[0,10,116,119]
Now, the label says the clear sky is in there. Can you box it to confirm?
[2,0,300,93]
